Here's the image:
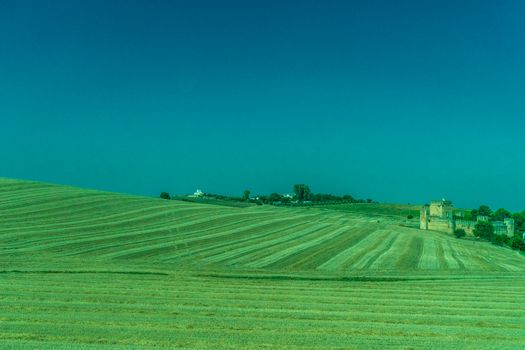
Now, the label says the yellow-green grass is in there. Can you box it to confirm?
[1,178,524,349]
[1,270,524,350]
[313,202,421,219]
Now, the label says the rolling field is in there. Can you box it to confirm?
[312,202,421,220]
[1,178,524,349]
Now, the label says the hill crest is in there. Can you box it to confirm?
[1,178,523,275]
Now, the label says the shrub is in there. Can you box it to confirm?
[406,214,414,220]
[510,234,524,251]
[474,221,494,240]
[454,228,466,239]
[160,192,171,200]
[490,233,506,246]
[268,193,283,203]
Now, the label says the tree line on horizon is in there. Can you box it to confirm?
[159,184,374,206]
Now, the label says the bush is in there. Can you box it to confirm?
[454,228,466,239]
[268,193,283,203]
[510,234,524,251]
[490,233,506,246]
[474,221,494,240]
[406,214,414,220]
[160,192,171,200]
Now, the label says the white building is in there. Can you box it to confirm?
[189,189,204,198]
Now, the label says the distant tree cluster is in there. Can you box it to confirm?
[469,205,517,222]
[311,193,353,202]
[256,184,373,206]
[159,183,374,207]
[473,221,511,246]
[470,205,493,219]
[466,204,525,251]
[202,192,243,202]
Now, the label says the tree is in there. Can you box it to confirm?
[510,234,524,251]
[512,211,525,232]
[463,210,475,221]
[454,228,466,239]
[242,190,251,202]
[293,184,311,202]
[474,221,494,240]
[477,205,492,217]
[268,193,283,203]
[160,192,171,200]
[490,233,507,246]
[343,194,355,202]
[306,191,314,201]
[493,208,511,222]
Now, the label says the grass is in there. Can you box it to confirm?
[313,202,421,219]
[0,177,524,349]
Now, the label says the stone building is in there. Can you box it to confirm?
[420,199,455,234]
[420,199,515,237]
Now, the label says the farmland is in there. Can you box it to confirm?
[312,202,421,220]
[1,178,524,349]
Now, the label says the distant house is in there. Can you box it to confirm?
[188,189,204,198]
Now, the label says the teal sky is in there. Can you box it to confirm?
[1,1,525,211]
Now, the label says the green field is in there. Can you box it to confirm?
[1,178,524,349]
[312,202,420,219]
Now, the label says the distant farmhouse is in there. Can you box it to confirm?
[420,199,515,237]
[188,189,204,198]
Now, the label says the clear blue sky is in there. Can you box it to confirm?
[1,0,524,210]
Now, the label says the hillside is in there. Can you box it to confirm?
[1,178,524,349]
[312,202,420,220]
[1,178,524,273]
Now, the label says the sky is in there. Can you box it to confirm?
[1,0,525,211]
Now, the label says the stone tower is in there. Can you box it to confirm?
[420,199,455,234]
[429,199,453,219]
